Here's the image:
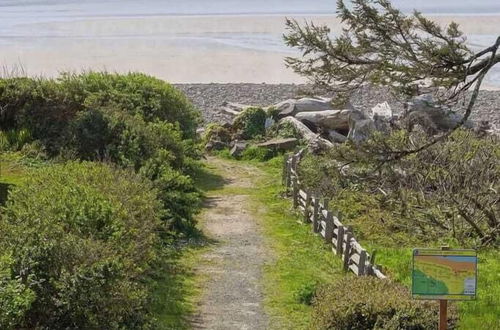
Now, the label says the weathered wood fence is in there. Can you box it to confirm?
[282,150,386,279]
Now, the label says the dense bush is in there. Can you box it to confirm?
[0,162,163,329]
[0,72,203,234]
[241,145,274,161]
[203,123,231,144]
[233,107,267,139]
[311,277,456,329]
[0,72,199,144]
[298,129,500,247]
[139,149,201,233]
[0,129,31,152]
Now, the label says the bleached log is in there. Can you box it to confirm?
[279,117,334,149]
[274,97,334,118]
[295,110,353,131]
[220,106,241,116]
[220,102,252,116]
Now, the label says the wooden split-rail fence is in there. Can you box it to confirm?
[282,150,386,279]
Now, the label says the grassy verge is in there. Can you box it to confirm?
[241,157,345,329]
[364,244,500,330]
[150,240,211,329]
[0,152,35,185]
[150,163,226,329]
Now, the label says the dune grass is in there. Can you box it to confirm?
[242,155,499,329]
[365,245,500,330]
[241,157,345,329]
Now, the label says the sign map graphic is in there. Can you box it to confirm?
[412,249,477,300]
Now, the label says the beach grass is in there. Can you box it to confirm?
[243,157,344,329]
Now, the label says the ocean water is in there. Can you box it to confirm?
[0,0,499,85]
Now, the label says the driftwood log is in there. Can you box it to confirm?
[220,102,251,116]
[279,116,334,149]
[295,109,353,131]
[274,97,334,118]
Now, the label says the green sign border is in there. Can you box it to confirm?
[411,248,477,301]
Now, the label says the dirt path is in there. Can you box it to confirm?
[191,158,269,330]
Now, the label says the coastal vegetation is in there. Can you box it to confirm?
[0,72,203,329]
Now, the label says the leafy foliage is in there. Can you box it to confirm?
[0,72,199,155]
[0,73,203,234]
[233,107,267,139]
[203,123,231,145]
[311,277,456,329]
[0,162,162,329]
[285,0,500,104]
[299,129,499,246]
[0,129,31,152]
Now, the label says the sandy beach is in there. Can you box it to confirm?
[1,14,499,87]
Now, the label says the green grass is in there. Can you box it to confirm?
[361,244,500,329]
[231,155,499,329]
[241,157,345,329]
[149,161,226,329]
[149,240,211,329]
[0,152,28,186]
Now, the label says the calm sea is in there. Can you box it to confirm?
[0,0,499,85]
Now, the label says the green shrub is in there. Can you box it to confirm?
[0,73,203,235]
[0,129,31,151]
[203,123,231,144]
[267,120,301,140]
[298,130,500,246]
[233,107,267,139]
[0,253,35,330]
[139,149,202,234]
[311,277,456,330]
[294,281,317,306]
[0,162,163,329]
[241,145,274,161]
[0,72,200,155]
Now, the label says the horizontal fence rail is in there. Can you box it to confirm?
[283,151,386,279]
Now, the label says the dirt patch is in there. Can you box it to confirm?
[191,158,269,329]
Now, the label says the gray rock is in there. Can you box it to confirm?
[328,130,348,143]
[405,94,474,134]
[257,138,298,151]
[205,140,228,152]
[230,141,248,157]
[348,118,376,142]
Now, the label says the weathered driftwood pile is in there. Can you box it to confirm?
[283,149,386,279]
[210,93,473,154]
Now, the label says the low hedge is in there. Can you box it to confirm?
[0,72,203,234]
[311,277,457,330]
[0,72,199,142]
[233,107,267,139]
[0,162,163,329]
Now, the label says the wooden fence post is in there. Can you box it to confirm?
[343,230,353,272]
[292,177,298,209]
[291,155,298,173]
[282,154,288,186]
[323,198,330,210]
[358,250,367,276]
[286,157,292,190]
[312,195,319,233]
[336,225,344,255]
[304,191,311,223]
[324,211,334,244]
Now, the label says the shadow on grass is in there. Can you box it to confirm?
[191,163,228,193]
[149,235,217,329]
[150,161,225,328]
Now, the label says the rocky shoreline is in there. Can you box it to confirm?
[175,83,500,129]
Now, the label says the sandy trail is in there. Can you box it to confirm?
[191,158,269,330]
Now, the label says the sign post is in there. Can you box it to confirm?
[411,247,477,330]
